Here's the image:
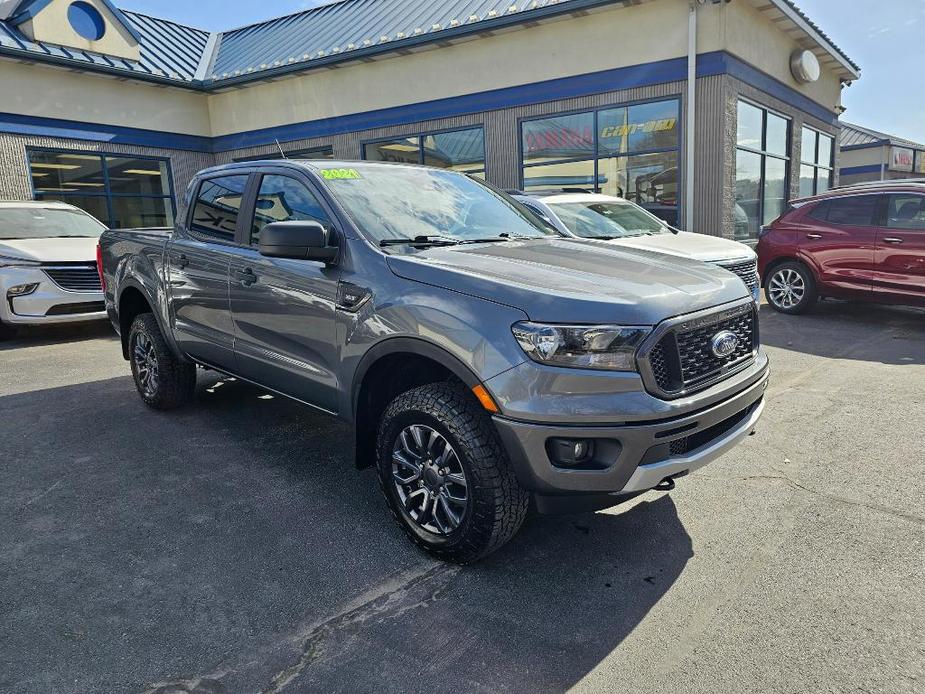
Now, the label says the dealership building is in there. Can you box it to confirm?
[838,121,925,186]
[0,0,859,240]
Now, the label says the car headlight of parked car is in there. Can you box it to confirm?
[512,322,649,371]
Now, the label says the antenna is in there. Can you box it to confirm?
[274,139,287,159]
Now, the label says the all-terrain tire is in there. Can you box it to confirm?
[765,261,818,314]
[128,313,196,410]
[376,382,529,563]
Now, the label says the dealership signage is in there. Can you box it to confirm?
[890,146,914,172]
[524,118,677,156]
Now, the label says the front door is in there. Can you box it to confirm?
[798,193,881,298]
[873,193,925,306]
[168,173,251,366]
[228,172,341,413]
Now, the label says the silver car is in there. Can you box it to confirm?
[514,192,760,303]
[0,201,107,338]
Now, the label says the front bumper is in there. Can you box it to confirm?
[0,267,106,325]
[492,363,769,506]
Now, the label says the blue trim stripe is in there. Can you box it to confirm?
[0,111,211,152]
[840,164,883,175]
[0,50,838,154]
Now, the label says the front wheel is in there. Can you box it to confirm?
[766,261,817,314]
[128,313,196,410]
[376,383,529,563]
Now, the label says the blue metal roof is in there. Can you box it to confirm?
[0,0,860,90]
[0,6,209,83]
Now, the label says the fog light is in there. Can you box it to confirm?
[7,283,39,297]
[548,438,595,467]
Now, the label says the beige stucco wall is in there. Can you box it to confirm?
[18,0,140,61]
[206,0,691,137]
[0,60,211,136]
[717,0,843,111]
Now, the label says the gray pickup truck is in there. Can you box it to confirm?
[99,160,769,562]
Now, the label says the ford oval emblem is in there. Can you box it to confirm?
[711,330,740,358]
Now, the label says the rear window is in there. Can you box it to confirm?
[809,195,881,226]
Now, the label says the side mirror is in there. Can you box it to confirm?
[258,221,338,263]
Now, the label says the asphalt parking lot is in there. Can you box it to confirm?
[1,300,923,694]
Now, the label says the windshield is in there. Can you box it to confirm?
[547,201,669,239]
[319,164,554,244]
[0,206,105,240]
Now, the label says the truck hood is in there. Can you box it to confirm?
[0,237,99,263]
[386,237,749,324]
[606,231,756,263]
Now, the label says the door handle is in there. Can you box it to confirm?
[236,267,257,286]
[805,233,822,240]
[175,253,190,269]
[882,237,904,245]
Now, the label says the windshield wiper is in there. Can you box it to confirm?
[457,232,534,245]
[379,235,459,247]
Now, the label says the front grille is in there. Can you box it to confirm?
[643,303,758,397]
[668,401,757,457]
[43,265,101,293]
[45,301,105,316]
[717,259,759,294]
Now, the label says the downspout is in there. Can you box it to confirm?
[685,1,697,230]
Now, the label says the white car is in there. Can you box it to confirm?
[513,192,760,302]
[0,201,107,338]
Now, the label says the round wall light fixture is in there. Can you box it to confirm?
[790,49,820,84]
[68,1,106,41]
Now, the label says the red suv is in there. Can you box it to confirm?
[758,180,925,314]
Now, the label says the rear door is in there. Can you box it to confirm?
[796,194,881,298]
[167,173,252,366]
[227,170,342,413]
[873,193,925,306]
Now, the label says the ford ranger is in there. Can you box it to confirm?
[99,160,769,563]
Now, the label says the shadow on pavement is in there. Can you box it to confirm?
[1,374,691,693]
[759,299,925,365]
[0,320,116,350]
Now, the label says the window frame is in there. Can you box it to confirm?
[361,124,487,176]
[516,96,683,221]
[247,172,336,247]
[799,126,835,197]
[186,171,255,247]
[734,99,792,234]
[27,146,177,229]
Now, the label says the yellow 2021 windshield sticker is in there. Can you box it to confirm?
[320,168,362,180]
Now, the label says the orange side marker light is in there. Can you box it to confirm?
[472,384,500,413]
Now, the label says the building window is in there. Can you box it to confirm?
[799,127,834,198]
[734,101,791,240]
[520,98,680,225]
[233,145,334,163]
[362,127,486,177]
[29,149,175,228]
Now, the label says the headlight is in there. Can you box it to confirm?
[0,255,40,268]
[512,322,649,371]
[7,282,39,297]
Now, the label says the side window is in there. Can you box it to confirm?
[821,195,881,227]
[886,194,925,231]
[251,175,331,245]
[189,175,250,242]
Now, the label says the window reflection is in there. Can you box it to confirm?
[190,175,249,241]
[521,99,680,223]
[799,127,834,197]
[734,102,791,239]
[251,175,330,244]
[364,128,486,176]
[27,149,175,229]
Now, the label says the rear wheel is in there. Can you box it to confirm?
[376,383,529,563]
[128,313,196,409]
[766,261,817,314]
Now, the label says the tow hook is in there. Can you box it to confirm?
[654,470,689,492]
[654,477,676,492]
